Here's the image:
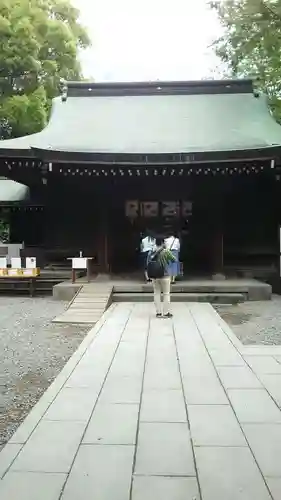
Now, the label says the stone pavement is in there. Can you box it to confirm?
[1,302,281,499]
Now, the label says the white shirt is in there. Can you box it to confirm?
[141,236,155,253]
[165,236,180,251]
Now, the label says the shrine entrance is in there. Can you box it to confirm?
[107,196,216,276]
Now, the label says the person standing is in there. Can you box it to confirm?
[140,230,155,282]
[147,235,176,318]
[165,231,180,283]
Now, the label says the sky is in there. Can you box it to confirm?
[73,0,223,82]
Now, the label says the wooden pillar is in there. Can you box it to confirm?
[211,196,225,279]
[97,197,110,274]
[212,230,224,276]
[98,231,109,273]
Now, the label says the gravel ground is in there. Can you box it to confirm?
[217,294,281,345]
[0,297,89,449]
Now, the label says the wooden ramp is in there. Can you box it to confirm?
[53,283,113,324]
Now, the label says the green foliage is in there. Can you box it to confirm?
[0,0,90,138]
[158,248,176,268]
[0,218,9,242]
[211,0,281,121]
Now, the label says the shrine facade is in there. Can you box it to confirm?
[0,79,281,277]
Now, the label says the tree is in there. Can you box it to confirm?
[0,0,90,138]
[211,0,281,120]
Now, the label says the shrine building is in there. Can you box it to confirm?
[0,78,281,278]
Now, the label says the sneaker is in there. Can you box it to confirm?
[156,313,162,318]
[163,312,173,319]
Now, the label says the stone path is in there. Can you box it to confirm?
[1,302,281,499]
[53,283,113,324]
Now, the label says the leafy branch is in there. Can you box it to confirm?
[210,0,281,121]
[0,0,90,138]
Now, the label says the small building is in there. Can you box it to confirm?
[0,178,30,242]
[0,79,281,277]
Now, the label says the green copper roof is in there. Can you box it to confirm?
[0,179,29,201]
[0,80,281,158]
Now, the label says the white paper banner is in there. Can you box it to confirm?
[26,257,36,269]
[11,257,22,269]
[0,257,7,268]
[72,257,87,269]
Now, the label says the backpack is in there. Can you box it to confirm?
[147,249,165,279]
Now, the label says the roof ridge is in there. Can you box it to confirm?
[60,79,254,99]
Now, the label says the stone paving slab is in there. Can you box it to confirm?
[0,444,22,478]
[207,347,245,366]
[227,388,281,423]
[257,373,281,407]
[188,404,247,446]
[242,346,281,356]
[135,422,195,476]
[83,403,139,445]
[266,478,281,500]
[1,302,281,499]
[61,444,134,500]
[0,472,67,500]
[140,389,187,423]
[43,388,99,422]
[99,375,143,404]
[216,365,263,389]
[195,446,272,500]
[244,355,281,374]
[132,476,200,500]
[182,373,229,405]
[242,423,281,477]
[10,420,85,473]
